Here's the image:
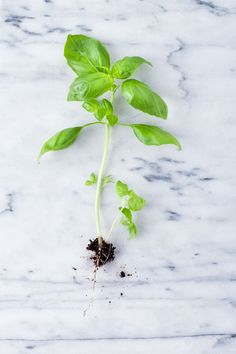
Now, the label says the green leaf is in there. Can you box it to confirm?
[67,72,112,101]
[82,99,100,112]
[128,192,145,211]
[116,180,129,197]
[121,218,137,238]
[102,99,113,115]
[128,222,137,238]
[106,114,118,127]
[94,106,106,121]
[122,79,168,119]
[111,56,152,79]
[38,127,83,160]
[82,98,113,121]
[102,175,114,186]
[121,207,132,222]
[64,34,110,75]
[131,124,181,149]
[85,172,97,186]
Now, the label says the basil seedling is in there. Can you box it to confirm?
[38,34,181,268]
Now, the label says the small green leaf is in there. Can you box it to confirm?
[121,218,137,238]
[121,207,132,222]
[102,99,113,115]
[82,99,100,112]
[67,72,112,101]
[116,180,129,197]
[85,172,97,186]
[122,79,168,119]
[64,34,110,75]
[106,114,118,126]
[111,56,152,79]
[102,175,114,186]
[128,222,137,238]
[94,106,106,121]
[128,192,145,211]
[83,98,113,121]
[97,66,110,74]
[131,124,181,149]
[38,127,83,160]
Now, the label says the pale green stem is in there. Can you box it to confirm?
[106,200,126,241]
[117,123,130,127]
[95,88,114,247]
[83,121,105,128]
[95,123,111,246]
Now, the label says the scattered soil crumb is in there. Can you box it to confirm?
[87,238,115,267]
[109,300,111,303]
[120,271,126,278]
[120,292,123,296]
[72,267,77,271]
[127,273,132,277]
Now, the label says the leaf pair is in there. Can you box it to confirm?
[85,172,97,186]
[65,35,155,107]
[116,180,145,211]
[120,208,137,238]
[65,34,151,80]
[116,180,145,238]
[85,172,113,187]
[83,98,118,126]
[65,35,112,101]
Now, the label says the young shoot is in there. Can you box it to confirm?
[38,34,181,267]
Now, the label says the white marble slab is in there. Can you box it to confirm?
[0,0,236,353]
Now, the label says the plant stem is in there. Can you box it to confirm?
[106,201,126,241]
[95,87,115,247]
[117,123,130,127]
[95,123,111,246]
[83,122,105,128]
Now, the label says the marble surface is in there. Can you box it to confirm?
[1,0,236,353]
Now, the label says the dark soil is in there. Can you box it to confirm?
[120,270,132,278]
[120,271,126,278]
[86,238,115,267]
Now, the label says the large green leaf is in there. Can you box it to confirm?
[130,124,181,149]
[64,34,110,75]
[122,79,168,119]
[111,56,151,79]
[67,72,112,101]
[38,127,83,160]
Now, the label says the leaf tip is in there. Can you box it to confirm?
[177,142,182,151]
[37,151,43,163]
